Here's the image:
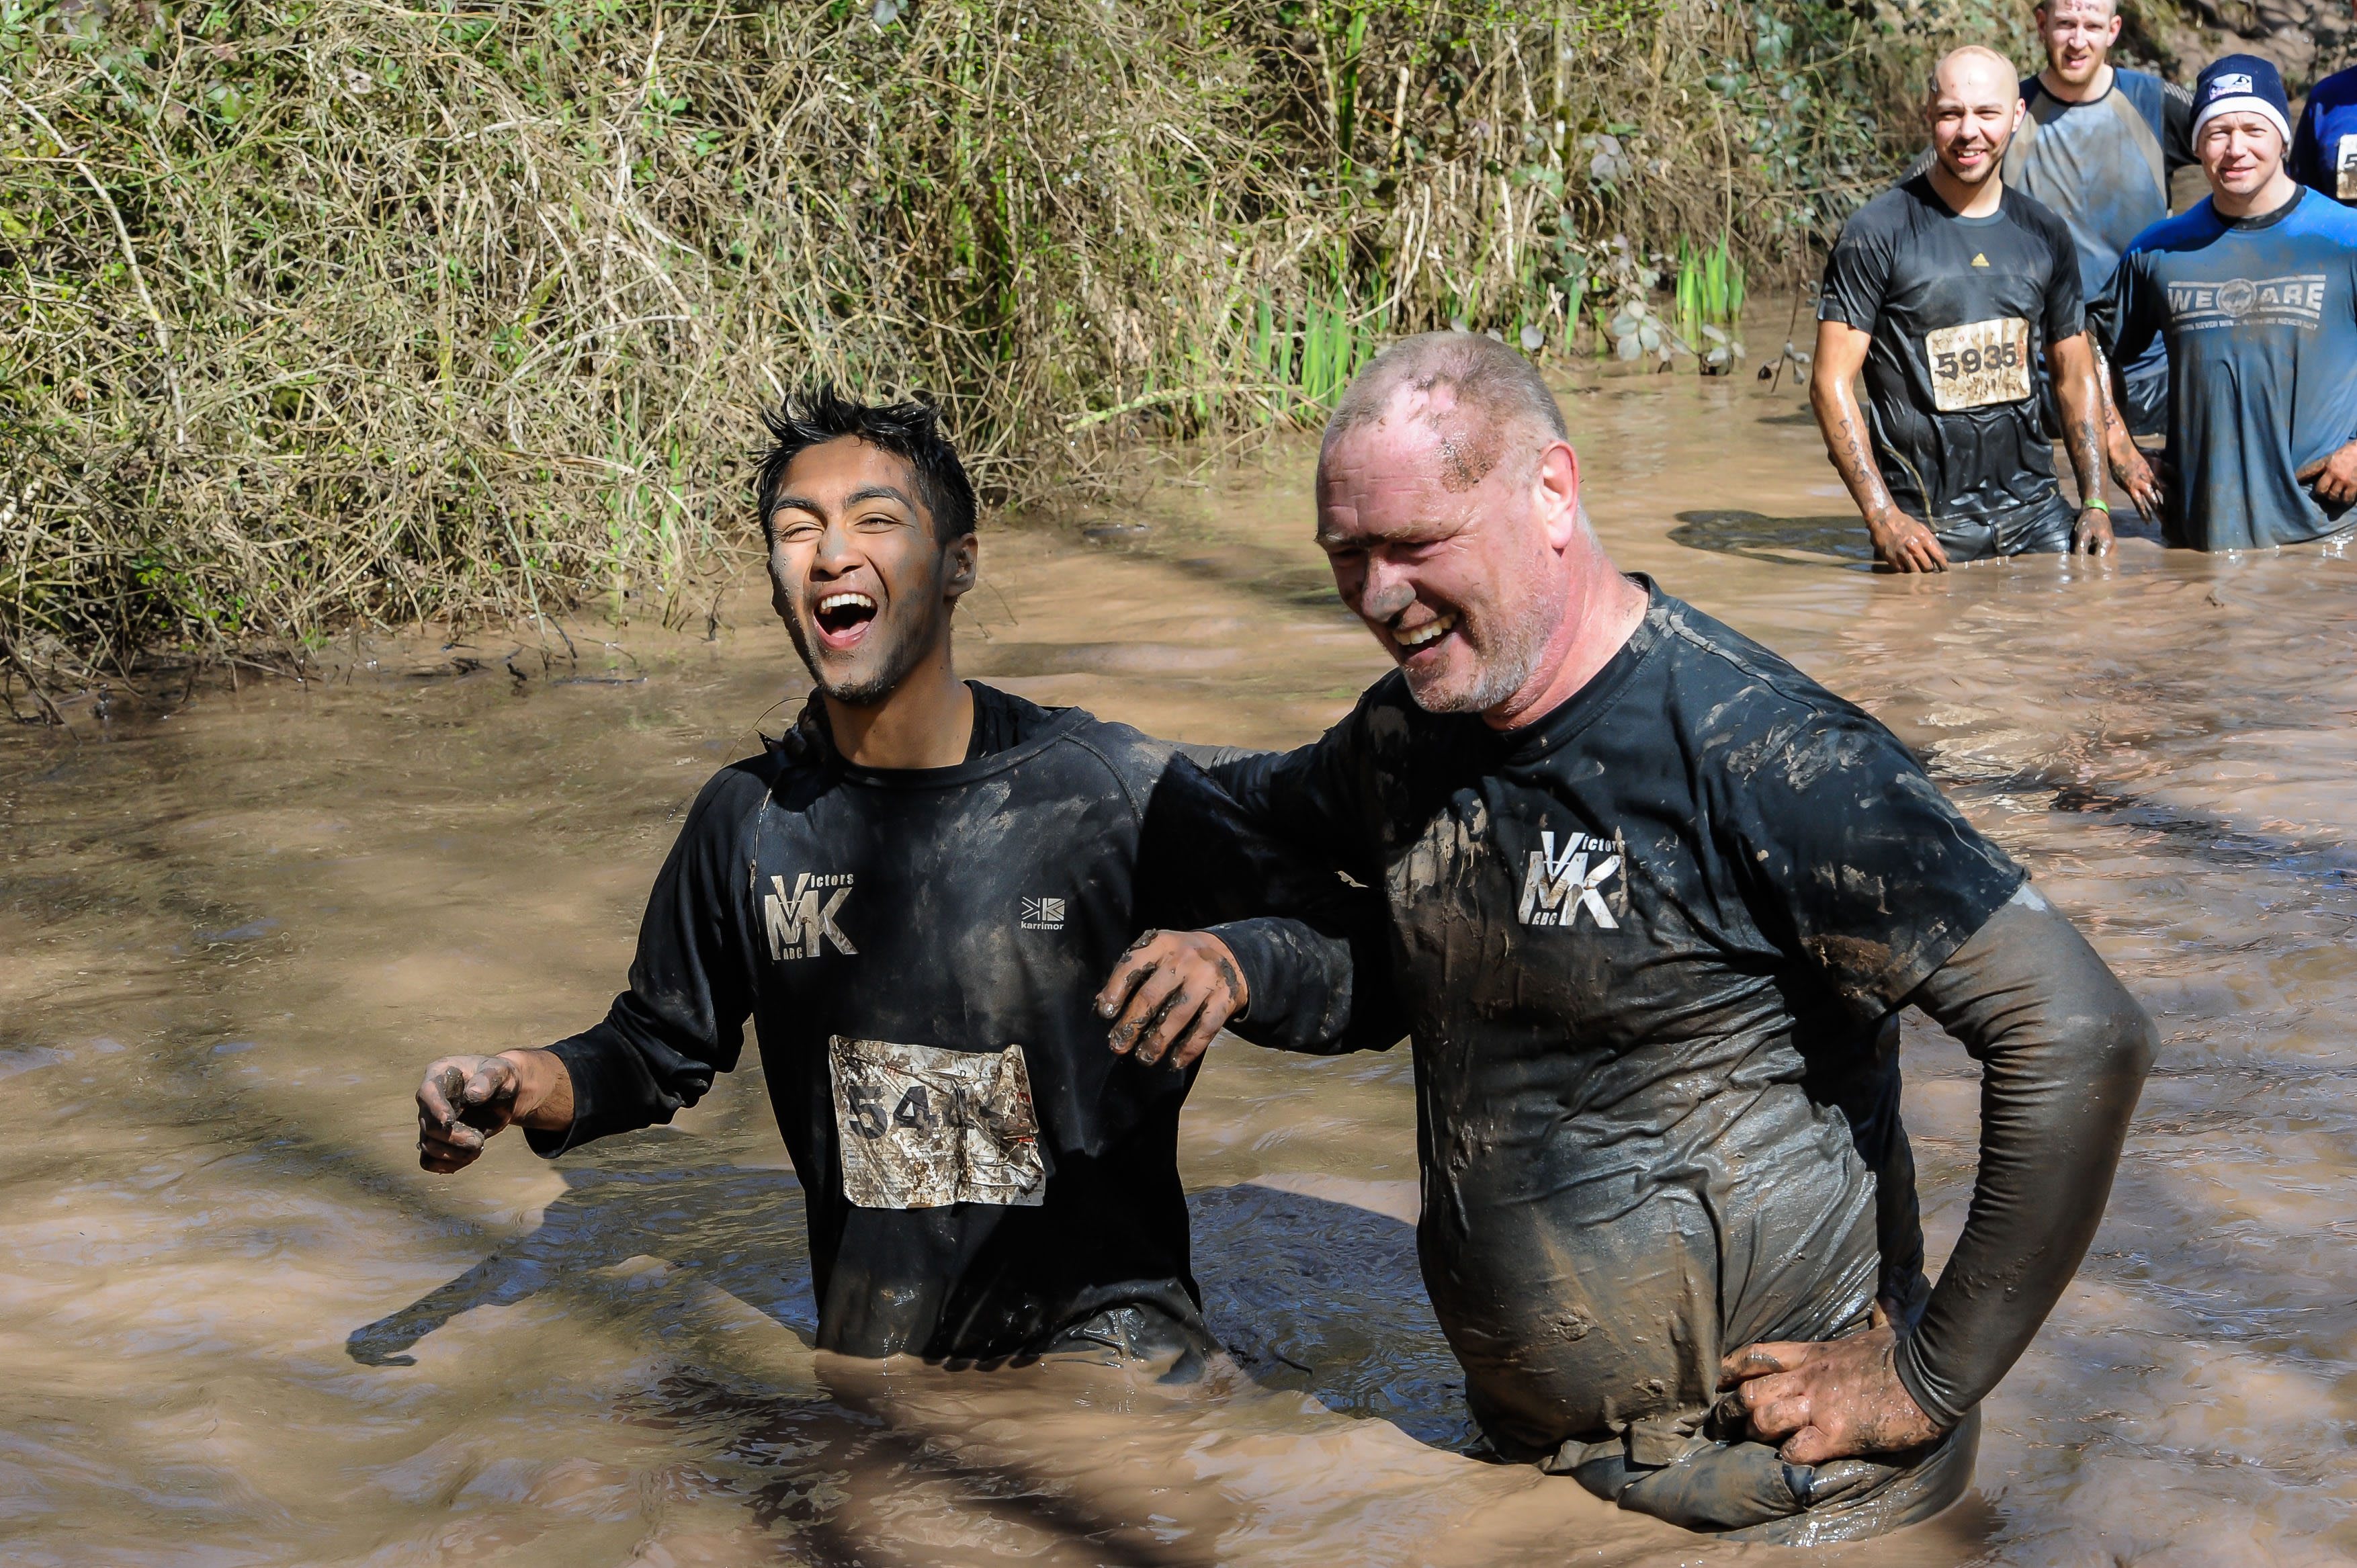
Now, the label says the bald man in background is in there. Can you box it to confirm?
[1814,46,2112,570]
[1201,332,2155,1541]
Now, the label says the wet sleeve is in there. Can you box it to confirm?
[2162,81,2197,177]
[527,767,763,1156]
[1727,710,2027,1022]
[1206,703,1384,887]
[1894,887,2156,1428]
[1135,752,1400,1056]
[2041,212,2087,343]
[2088,252,2153,368]
[1815,212,1892,332]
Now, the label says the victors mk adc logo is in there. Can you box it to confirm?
[765,871,857,960]
[1518,829,1625,929]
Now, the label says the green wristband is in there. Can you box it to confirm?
[2080,497,2110,512]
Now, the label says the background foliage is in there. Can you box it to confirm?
[1,0,2019,676]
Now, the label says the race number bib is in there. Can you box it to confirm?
[2336,134,2357,201]
[829,1037,1045,1209]
[1924,316,2032,410]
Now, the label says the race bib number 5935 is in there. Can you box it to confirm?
[1925,316,2032,410]
[828,1037,1046,1209]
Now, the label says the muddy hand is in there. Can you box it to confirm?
[1715,1323,1945,1464]
[2297,440,2357,507]
[1866,510,1948,573]
[415,1053,523,1172]
[2110,442,2168,521]
[2072,505,2114,556]
[1095,929,1250,1070]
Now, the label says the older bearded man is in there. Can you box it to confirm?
[1196,331,2155,1542]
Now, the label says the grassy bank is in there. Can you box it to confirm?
[0,0,2014,686]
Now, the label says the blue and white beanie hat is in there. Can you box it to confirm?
[2192,54,2292,143]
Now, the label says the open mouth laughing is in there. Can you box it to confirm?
[1391,609,1459,658]
[812,590,879,651]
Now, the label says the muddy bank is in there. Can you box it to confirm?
[6,368,2357,1564]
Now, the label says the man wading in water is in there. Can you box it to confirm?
[2096,56,2357,549]
[2003,0,2194,438]
[412,389,1382,1367]
[1195,332,2155,1542]
[1813,46,2114,570]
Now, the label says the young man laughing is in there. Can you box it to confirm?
[413,388,1383,1368]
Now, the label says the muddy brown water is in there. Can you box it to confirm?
[7,370,2357,1566]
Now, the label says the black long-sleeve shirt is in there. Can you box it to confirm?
[1211,581,2145,1465]
[531,684,1383,1360]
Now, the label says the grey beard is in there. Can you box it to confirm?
[1401,609,1549,715]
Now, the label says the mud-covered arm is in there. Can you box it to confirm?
[1894,886,2156,1428]
[1134,751,1399,1056]
[527,767,765,1156]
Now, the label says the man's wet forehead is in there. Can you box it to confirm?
[1316,436,1490,547]
[1338,382,1508,490]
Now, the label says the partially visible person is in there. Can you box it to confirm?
[412,388,1385,1370]
[2003,0,2194,434]
[1814,46,2112,572]
[2289,56,2357,204]
[2096,55,2357,549]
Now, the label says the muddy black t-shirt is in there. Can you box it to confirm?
[531,686,1382,1361]
[1214,582,2024,1457]
[1819,176,2086,530]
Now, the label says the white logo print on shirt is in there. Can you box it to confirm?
[765,871,857,960]
[1020,896,1066,930]
[1517,830,1624,929]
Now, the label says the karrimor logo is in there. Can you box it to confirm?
[765,872,857,960]
[1516,830,1625,929]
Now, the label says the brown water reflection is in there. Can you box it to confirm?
[6,369,2356,1565]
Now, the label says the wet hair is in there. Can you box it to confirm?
[1322,331,1568,492]
[755,386,977,543]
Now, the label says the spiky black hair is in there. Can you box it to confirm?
[754,385,976,543]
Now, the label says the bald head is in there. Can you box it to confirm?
[1930,44,2020,103]
[1322,331,1568,494]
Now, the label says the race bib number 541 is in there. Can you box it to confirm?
[1925,316,2032,410]
[829,1037,1046,1209]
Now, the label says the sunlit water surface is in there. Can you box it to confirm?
[6,371,2356,1566]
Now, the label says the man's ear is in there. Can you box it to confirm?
[1535,439,1583,552]
[943,530,980,601]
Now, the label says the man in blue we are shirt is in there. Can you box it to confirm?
[2290,58,2357,205]
[2003,0,2194,434]
[2094,55,2357,550]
